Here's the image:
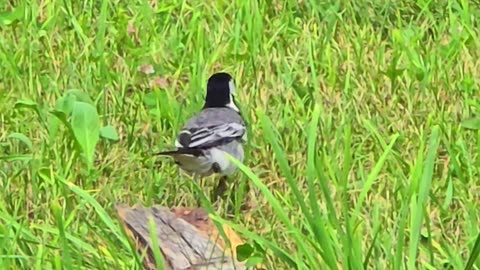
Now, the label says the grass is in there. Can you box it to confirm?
[1,0,480,269]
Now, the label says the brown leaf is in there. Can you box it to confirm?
[140,123,150,137]
[38,2,46,23]
[149,0,158,9]
[213,63,222,70]
[149,76,168,89]
[127,20,136,35]
[138,64,154,75]
[170,207,245,258]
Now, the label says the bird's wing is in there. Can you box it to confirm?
[176,122,246,149]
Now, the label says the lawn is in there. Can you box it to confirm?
[1,0,480,269]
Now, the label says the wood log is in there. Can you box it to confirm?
[116,204,248,270]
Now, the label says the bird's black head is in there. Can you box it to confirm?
[203,72,239,111]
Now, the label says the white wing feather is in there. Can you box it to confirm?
[186,122,246,148]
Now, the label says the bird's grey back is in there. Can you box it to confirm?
[183,107,245,129]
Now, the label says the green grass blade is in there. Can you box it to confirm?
[408,125,441,270]
[315,153,343,266]
[52,200,73,269]
[354,133,400,214]
[306,104,321,221]
[62,180,130,250]
[257,110,306,212]
[2,2,478,269]
[465,232,480,270]
[258,110,337,269]
[306,103,340,266]
[209,215,298,269]
[363,226,381,269]
[395,132,425,270]
[226,153,316,269]
[147,217,166,270]
[393,199,411,270]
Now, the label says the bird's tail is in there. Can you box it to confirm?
[154,148,203,157]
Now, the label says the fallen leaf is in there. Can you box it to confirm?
[149,76,168,88]
[241,199,255,212]
[138,64,154,75]
[127,20,136,35]
[213,63,222,70]
[460,117,480,130]
[141,123,150,137]
[149,0,158,9]
[38,1,46,23]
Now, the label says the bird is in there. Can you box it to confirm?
[155,72,247,200]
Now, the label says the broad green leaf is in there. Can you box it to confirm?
[245,256,264,268]
[100,125,119,141]
[49,109,74,140]
[47,114,62,143]
[0,4,24,26]
[460,117,480,130]
[54,93,77,116]
[64,89,94,105]
[48,94,78,142]
[143,92,158,108]
[236,243,254,262]
[71,101,100,170]
[14,100,48,128]
[7,133,32,150]
[14,100,38,110]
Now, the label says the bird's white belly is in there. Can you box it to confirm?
[173,145,243,177]
[173,154,213,176]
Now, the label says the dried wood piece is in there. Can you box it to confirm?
[116,204,247,270]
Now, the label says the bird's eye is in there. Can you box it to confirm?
[228,79,236,95]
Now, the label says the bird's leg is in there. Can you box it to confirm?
[193,173,203,207]
[223,175,252,214]
[212,163,221,174]
[211,162,226,201]
[213,175,228,202]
